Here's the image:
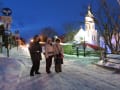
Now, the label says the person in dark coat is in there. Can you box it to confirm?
[29,35,42,76]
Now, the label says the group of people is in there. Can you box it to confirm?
[29,35,64,76]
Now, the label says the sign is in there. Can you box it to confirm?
[2,8,12,16]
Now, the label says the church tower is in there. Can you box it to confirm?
[85,5,95,31]
[85,5,97,45]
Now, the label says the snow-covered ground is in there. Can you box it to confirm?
[0,46,120,90]
[97,54,120,70]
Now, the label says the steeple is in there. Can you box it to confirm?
[86,5,93,18]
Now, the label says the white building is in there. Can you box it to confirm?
[74,6,98,45]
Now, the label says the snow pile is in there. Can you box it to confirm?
[0,57,25,90]
[107,54,120,59]
[9,45,30,59]
[97,54,120,69]
[64,54,99,65]
[9,45,31,67]
[0,53,6,57]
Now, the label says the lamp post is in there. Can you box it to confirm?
[83,36,86,57]
[81,30,86,57]
[76,45,79,57]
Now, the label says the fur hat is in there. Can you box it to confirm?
[55,38,61,42]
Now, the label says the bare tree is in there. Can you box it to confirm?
[95,0,120,54]
[117,0,120,6]
[40,27,58,41]
[63,22,82,42]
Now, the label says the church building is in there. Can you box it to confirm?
[74,6,98,45]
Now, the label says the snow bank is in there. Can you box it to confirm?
[9,46,32,67]
[97,54,120,69]
[0,53,6,57]
[9,45,30,59]
[107,54,120,59]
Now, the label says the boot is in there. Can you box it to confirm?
[30,73,34,76]
[55,65,59,73]
[35,72,41,74]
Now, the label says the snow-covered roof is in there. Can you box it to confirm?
[74,27,85,42]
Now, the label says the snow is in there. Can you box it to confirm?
[97,54,120,70]
[107,54,120,59]
[0,57,25,90]
[0,46,120,90]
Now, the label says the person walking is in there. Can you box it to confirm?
[54,38,64,73]
[29,35,42,76]
[44,38,54,74]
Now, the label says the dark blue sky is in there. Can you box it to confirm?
[0,0,117,41]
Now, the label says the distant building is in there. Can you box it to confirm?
[74,6,98,45]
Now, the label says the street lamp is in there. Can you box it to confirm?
[30,39,34,42]
[81,31,86,57]
[83,36,86,57]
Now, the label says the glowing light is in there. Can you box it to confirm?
[54,35,58,39]
[30,39,33,42]
[39,41,45,44]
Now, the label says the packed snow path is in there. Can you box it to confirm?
[1,46,120,90]
[17,60,120,90]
